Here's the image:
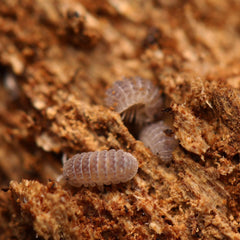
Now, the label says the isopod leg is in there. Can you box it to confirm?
[62,153,68,165]
[56,174,67,185]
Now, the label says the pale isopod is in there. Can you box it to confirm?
[139,121,178,162]
[62,149,138,187]
[105,77,163,124]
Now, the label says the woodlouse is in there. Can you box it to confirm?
[62,149,138,187]
[105,77,163,124]
[139,121,178,162]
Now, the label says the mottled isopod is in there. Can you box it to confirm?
[105,77,163,124]
[139,121,178,162]
[62,149,138,187]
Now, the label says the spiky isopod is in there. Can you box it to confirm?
[62,149,138,187]
[105,77,163,124]
[139,121,178,162]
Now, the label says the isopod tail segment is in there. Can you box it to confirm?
[105,77,163,125]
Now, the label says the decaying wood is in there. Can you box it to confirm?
[0,0,240,239]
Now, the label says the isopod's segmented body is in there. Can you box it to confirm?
[105,77,163,124]
[139,121,178,162]
[63,149,138,187]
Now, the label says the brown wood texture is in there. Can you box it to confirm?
[0,1,240,239]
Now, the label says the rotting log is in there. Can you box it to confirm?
[0,1,240,239]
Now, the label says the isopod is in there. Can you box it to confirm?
[105,77,163,124]
[139,121,178,162]
[62,149,138,187]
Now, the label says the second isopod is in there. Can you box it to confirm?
[139,121,178,163]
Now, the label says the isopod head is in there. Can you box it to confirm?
[105,77,163,124]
